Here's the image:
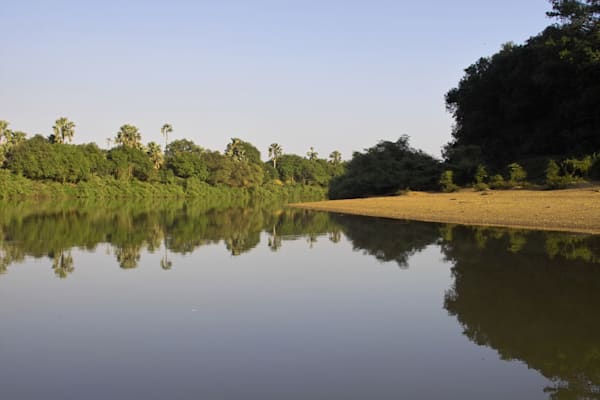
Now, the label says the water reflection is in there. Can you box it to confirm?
[441,225,600,399]
[0,200,342,274]
[330,214,440,268]
[1,201,600,399]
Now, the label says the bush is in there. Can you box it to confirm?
[440,170,459,192]
[489,174,507,189]
[591,154,600,180]
[473,164,489,191]
[474,164,487,184]
[507,163,527,186]
[562,155,593,179]
[546,160,569,189]
[473,182,489,191]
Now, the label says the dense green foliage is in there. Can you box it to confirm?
[329,136,442,199]
[445,0,600,173]
[0,119,343,200]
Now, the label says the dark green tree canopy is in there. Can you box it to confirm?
[164,139,207,180]
[108,146,154,181]
[6,135,99,183]
[225,138,262,164]
[165,139,203,157]
[329,136,441,199]
[547,0,600,28]
[445,3,600,168]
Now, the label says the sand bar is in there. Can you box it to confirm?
[290,187,600,235]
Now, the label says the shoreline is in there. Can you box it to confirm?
[290,187,600,235]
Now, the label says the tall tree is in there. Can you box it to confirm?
[307,146,318,161]
[146,142,164,170]
[0,120,11,164]
[445,1,600,169]
[10,131,26,145]
[268,143,283,168]
[51,117,76,144]
[329,150,342,165]
[161,123,173,150]
[115,124,142,149]
[0,121,26,165]
[165,139,207,179]
[547,0,600,28]
[225,138,246,162]
[0,120,10,145]
[329,136,442,199]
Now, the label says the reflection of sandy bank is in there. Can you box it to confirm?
[291,187,600,234]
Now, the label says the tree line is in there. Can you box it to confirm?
[330,0,600,198]
[444,0,600,185]
[0,119,344,191]
[3,2,600,200]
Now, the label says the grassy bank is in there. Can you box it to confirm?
[291,187,600,235]
[0,170,327,203]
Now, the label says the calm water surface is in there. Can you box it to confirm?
[1,200,599,399]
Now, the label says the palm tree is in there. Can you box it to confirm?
[307,146,318,161]
[0,120,10,145]
[161,123,173,150]
[225,138,246,162]
[10,131,26,145]
[115,124,142,148]
[0,121,25,164]
[147,141,164,170]
[52,117,76,144]
[329,150,342,165]
[268,143,283,169]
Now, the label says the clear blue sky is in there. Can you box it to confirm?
[1,0,552,159]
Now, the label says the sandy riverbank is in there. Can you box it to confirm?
[290,187,600,234]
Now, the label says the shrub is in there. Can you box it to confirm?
[546,160,568,189]
[440,170,459,192]
[590,153,600,180]
[474,164,487,183]
[507,163,527,186]
[562,155,593,179]
[473,182,489,191]
[473,165,488,191]
[489,174,507,189]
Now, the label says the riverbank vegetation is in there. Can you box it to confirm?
[2,2,599,202]
[0,120,342,201]
[330,0,600,199]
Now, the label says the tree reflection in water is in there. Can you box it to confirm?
[441,225,600,399]
[0,201,343,274]
[1,200,600,398]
